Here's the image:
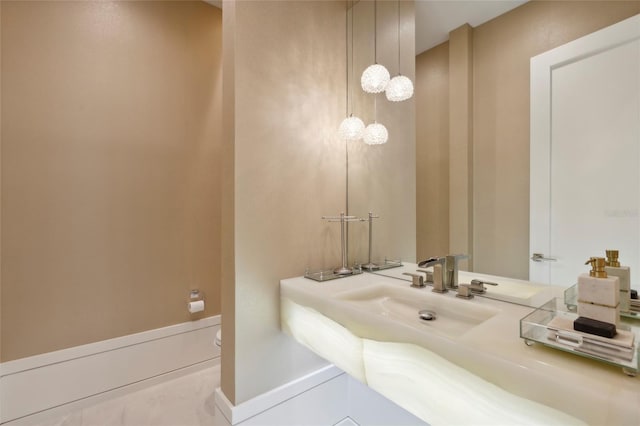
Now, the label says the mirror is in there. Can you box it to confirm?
[346,0,416,267]
[352,3,640,301]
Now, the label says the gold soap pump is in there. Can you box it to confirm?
[585,257,607,278]
[605,249,620,267]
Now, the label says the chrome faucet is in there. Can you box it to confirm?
[445,254,469,289]
[417,257,447,293]
[418,254,469,290]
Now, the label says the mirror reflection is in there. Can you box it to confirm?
[529,14,640,296]
[395,2,639,293]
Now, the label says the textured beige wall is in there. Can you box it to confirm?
[449,24,473,271]
[417,1,640,279]
[222,0,416,404]
[0,2,3,363]
[1,1,222,362]
[416,42,449,261]
[224,0,344,405]
[220,0,236,404]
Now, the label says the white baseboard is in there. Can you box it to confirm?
[215,365,425,426]
[0,316,220,424]
[214,364,346,425]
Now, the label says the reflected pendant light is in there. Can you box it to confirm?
[339,0,365,141]
[385,0,414,102]
[364,96,388,145]
[364,121,389,145]
[361,0,390,94]
[339,116,365,140]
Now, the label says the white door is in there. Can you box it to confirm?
[530,14,640,286]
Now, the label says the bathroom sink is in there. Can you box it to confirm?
[281,269,639,425]
[335,284,499,338]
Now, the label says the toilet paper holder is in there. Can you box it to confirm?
[188,289,205,314]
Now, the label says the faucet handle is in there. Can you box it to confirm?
[402,272,425,288]
[469,279,498,294]
[456,283,474,300]
[416,269,434,283]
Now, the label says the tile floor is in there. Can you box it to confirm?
[23,365,229,426]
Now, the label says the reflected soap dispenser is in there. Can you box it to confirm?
[604,249,631,313]
[577,257,620,326]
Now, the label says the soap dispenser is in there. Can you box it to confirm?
[577,257,620,326]
[604,249,631,313]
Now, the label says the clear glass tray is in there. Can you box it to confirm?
[520,298,639,376]
[564,284,639,319]
[304,259,402,282]
[358,258,403,271]
[304,266,363,282]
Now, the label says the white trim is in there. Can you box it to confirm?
[3,358,220,426]
[214,365,344,425]
[214,365,423,426]
[0,316,219,376]
[0,316,220,424]
[530,13,640,283]
[334,418,359,426]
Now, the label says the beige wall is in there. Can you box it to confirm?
[417,0,640,279]
[221,0,416,404]
[220,0,237,405]
[0,2,3,363]
[1,1,222,361]
[223,0,343,405]
[416,41,449,261]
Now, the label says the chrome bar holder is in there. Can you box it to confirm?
[361,212,380,271]
[322,212,362,275]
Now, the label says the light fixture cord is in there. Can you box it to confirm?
[397,0,401,75]
[345,0,351,261]
[345,0,350,116]
[374,0,377,64]
[350,0,355,115]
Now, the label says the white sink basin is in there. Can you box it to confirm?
[336,283,499,338]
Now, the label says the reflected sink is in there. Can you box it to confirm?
[336,284,499,338]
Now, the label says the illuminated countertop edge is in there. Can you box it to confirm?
[281,297,583,426]
[280,269,640,425]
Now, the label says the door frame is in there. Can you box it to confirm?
[530,13,640,284]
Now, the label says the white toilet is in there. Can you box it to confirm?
[215,329,222,348]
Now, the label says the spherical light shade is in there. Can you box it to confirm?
[338,116,365,141]
[363,122,388,145]
[361,64,390,94]
[385,75,414,102]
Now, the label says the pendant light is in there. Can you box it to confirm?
[339,0,365,141]
[361,0,389,94]
[364,96,388,145]
[339,115,365,140]
[385,0,414,102]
